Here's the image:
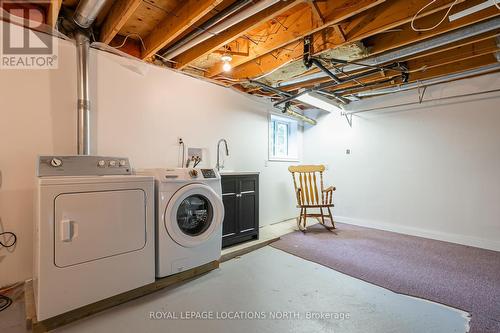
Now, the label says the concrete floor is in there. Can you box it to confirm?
[2,246,470,333]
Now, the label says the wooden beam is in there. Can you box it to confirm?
[365,0,500,56]
[172,0,304,69]
[308,0,324,24]
[142,0,224,59]
[208,0,384,77]
[341,0,465,41]
[224,0,462,80]
[100,0,142,44]
[47,0,62,28]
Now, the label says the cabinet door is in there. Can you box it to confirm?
[222,194,238,238]
[221,177,239,238]
[238,176,259,233]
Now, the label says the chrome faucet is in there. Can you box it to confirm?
[216,139,229,171]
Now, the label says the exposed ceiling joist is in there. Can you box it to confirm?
[142,0,224,60]
[224,0,464,80]
[366,0,500,55]
[172,0,304,70]
[207,0,385,77]
[47,0,62,27]
[100,0,142,44]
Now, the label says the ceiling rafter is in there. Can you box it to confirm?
[225,0,463,81]
[100,0,142,44]
[207,0,385,77]
[142,0,224,60]
[172,0,304,70]
[47,0,62,28]
[365,0,500,56]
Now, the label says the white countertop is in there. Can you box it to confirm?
[219,170,260,176]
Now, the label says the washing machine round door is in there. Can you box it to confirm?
[164,183,224,247]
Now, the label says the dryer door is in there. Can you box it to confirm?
[164,184,224,248]
[54,189,146,267]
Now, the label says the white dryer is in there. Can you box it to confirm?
[138,168,224,278]
[34,156,155,321]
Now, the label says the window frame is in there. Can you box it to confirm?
[268,113,300,162]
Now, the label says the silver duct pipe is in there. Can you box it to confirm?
[353,63,500,98]
[278,17,500,87]
[163,0,281,59]
[73,0,109,154]
[75,32,90,155]
[162,0,253,59]
[73,0,110,28]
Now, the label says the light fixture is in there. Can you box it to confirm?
[221,54,232,72]
[448,1,498,21]
[296,92,343,113]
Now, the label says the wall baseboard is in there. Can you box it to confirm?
[334,215,500,252]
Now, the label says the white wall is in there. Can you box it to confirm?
[303,72,500,251]
[0,23,301,287]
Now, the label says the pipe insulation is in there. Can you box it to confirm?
[75,32,91,155]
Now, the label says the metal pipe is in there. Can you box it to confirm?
[354,63,500,97]
[73,0,110,28]
[162,0,252,59]
[280,106,317,125]
[163,0,280,59]
[76,32,90,155]
[249,80,292,97]
[348,88,500,115]
[311,58,341,83]
[278,17,500,87]
[273,67,383,107]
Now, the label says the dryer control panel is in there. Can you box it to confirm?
[201,169,217,179]
[37,156,132,177]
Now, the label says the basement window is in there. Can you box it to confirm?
[269,114,299,161]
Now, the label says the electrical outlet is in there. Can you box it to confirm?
[346,149,351,155]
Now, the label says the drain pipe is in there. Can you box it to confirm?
[72,0,109,155]
[75,32,90,155]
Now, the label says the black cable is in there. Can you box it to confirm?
[0,232,17,248]
[0,294,12,312]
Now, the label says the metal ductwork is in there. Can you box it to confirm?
[278,17,500,87]
[73,0,109,154]
[73,0,110,28]
[75,32,90,155]
[162,0,253,59]
[352,63,500,98]
[163,0,281,59]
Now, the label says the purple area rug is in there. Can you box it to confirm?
[271,223,500,333]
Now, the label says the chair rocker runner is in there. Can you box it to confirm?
[288,165,336,232]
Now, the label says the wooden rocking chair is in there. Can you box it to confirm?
[288,165,336,232]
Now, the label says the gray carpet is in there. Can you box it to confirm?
[271,222,500,333]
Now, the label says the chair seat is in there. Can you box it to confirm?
[296,204,334,208]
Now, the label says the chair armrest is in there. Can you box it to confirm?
[322,186,336,192]
[295,188,302,204]
[322,186,335,205]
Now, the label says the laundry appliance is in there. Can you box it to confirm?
[137,168,224,278]
[34,156,155,321]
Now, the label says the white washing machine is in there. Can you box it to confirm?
[137,168,224,278]
[34,156,155,321]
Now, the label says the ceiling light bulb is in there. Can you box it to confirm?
[222,61,232,72]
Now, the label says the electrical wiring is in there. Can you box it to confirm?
[411,0,461,32]
[0,231,16,248]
